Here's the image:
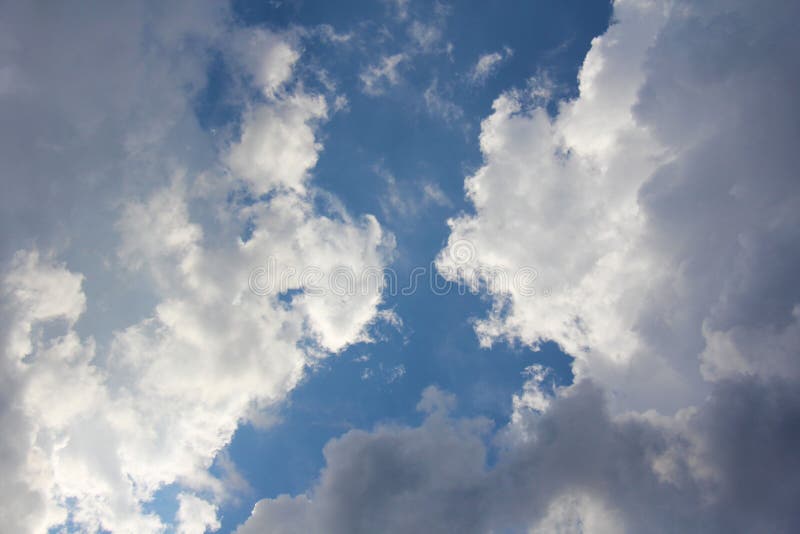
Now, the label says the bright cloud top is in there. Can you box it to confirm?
[0,5,392,532]
[3,0,800,533]
[241,0,800,532]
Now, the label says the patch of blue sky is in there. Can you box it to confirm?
[177,1,612,531]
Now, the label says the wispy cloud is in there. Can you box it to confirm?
[360,53,408,95]
[423,78,463,123]
[469,46,513,84]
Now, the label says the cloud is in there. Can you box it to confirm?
[0,3,393,532]
[421,182,451,207]
[231,28,300,97]
[408,20,442,52]
[0,1,225,260]
[238,0,800,531]
[469,46,513,84]
[423,78,464,123]
[360,54,408,96]
[439,0,800,413]
[238,378,800,533]
[225,93,328,194]
[388,0,410,21]
[375,163,451,222]
[176,493,221,534]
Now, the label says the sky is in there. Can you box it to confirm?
[1,1,799,533]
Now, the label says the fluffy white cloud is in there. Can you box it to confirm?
[231,28,300,97]
[439,0,800,413]
[0,3,392,532]
[239,0,800,531]
[176,493,221,534]
[225,28,328,194]
[225,94,327,194]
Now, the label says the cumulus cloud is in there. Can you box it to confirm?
[239,0,800,531]
[176,493,221,534]
[439,0,800,413]
[0,3,392,532]
[238,378,800,533]
[225,92,328,194]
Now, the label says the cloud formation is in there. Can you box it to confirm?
[0,3,392,532]
[238,378,800,534]
[240,0,800,531]
[469,47,513,84]
[439,0,800,413]
[360,54,408,96]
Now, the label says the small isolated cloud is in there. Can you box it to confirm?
[385,364,406,383]
[421,182,451,207]
[375,163,451,221]
[313,24,353,44]
[360,53,407,95]
[359,363,406,384]
[423,78,463,123]
[389,0,409,21]
[469,46,513,84]
[408,20,442,52]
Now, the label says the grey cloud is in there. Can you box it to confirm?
[0,2,394,530]
[239,378,800,533]
[0,1,225,257]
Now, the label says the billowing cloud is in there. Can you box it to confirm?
[239,0,800,531]
[439,0,800,413]
[176,493,221,534]
[0,3,392,532]
[238,378,800,533]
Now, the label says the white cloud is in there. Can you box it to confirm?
[225,93,328,194]
[408,20,442,52]
[0,3,393,532]
[469,46,513,84]
[239,0,800,531]
[389,0,410,21]
[176,493,221,534]
[438,0,800,413]
[423,78,463,123]
[375,163,451,222]
[360,53,408,96]
[232,28,300,97]
[421,182,451,207]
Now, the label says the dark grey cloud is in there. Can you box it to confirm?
[239,378,800,533]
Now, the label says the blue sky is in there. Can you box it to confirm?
[196,2,610,529]
[3,1,800,533]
